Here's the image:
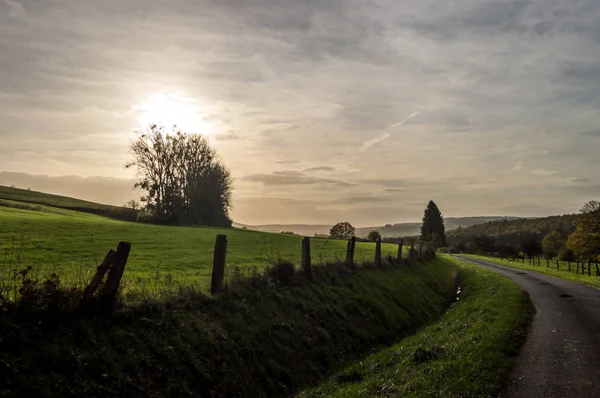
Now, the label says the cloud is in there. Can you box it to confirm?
[334,196,387,204]
[243,170,354,187]
[214,131,241,141]
[531,168,557,176]
[360,132,391,152]
[304,166,336,173]
[275,160,299,164]
[2,0,25,19]
[510,161,524,172]
[360,112,419,152]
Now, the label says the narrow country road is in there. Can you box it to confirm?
[457,256,600,398]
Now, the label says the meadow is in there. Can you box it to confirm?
[0,198,402,292]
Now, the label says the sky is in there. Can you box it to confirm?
[1,0,599,226]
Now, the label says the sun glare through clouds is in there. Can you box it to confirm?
[132,92,213,135]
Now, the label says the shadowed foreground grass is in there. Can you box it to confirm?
[298,255,533,398]
[0,256,456,397]
[463,254,600,290]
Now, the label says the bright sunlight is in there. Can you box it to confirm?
[132,92,213,134]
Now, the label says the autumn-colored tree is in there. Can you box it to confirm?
[567,201,600,260]
[541,231,563,259]
[329,222,355,240]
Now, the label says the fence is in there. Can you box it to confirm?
[485,253,600,278]
[208,236,435,293]
[77,236,437,309]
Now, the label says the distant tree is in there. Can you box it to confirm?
[367,230,381,241]
[9,184,15,188]
[384,224,393,228]
[542,231,564,258]
[420,200,446,246]
[126,125,232,227]
[280,231,296,235]
[329,222,355,240]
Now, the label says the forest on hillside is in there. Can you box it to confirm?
[447,202,600,261]
[447,214,578,247]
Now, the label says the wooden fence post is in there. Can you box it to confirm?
[375,237,382,267]
[576,261,580,274]
[102,241,131,299]
[588,259,592,276]
[568,261,571,272]
[346,236,356,269]
[556,259,559,270]
[546,258,549,268]
[77,249,116,309]
[302,237,313,280]
[522,254,525,263]
[397,239,403,262]
[211,235,228,294]
[596,261,599,277]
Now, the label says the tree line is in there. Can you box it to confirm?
[449,201,600,261]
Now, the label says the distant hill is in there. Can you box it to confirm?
[447,214,579,246]
[238,217,522,238]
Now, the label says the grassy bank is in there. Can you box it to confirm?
[463,254,600,290]
[299,255,534,398]
[0,256,456,397]
[0,204,402,291]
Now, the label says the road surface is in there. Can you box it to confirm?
[457,256,600,398]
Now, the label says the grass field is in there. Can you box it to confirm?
[298,255,534,397]
[0,200,403,293]
[462,254,600,290]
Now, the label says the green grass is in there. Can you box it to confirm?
[0,203,403,293]
[463,254,600,290]
[0,185,117,213]
[298,255,534,398]
[0,256,457,397]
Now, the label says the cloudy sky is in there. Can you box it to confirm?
[1,0,599,226]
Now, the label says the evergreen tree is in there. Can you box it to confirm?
[420,200,446,246]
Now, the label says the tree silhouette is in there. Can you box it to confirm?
[330,222,355,240]
[420,200,446,246]
[126,125,232,226]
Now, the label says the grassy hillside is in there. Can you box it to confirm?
[299,256,533,397]
[0,203,402,294]
[0,256,457,397]
[448,214,578,246]
[0,185,118,214]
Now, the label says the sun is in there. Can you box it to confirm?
[133,92,213,135]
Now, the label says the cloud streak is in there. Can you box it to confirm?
[360,112,419,152]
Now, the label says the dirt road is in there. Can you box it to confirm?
[457,256,600,398]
